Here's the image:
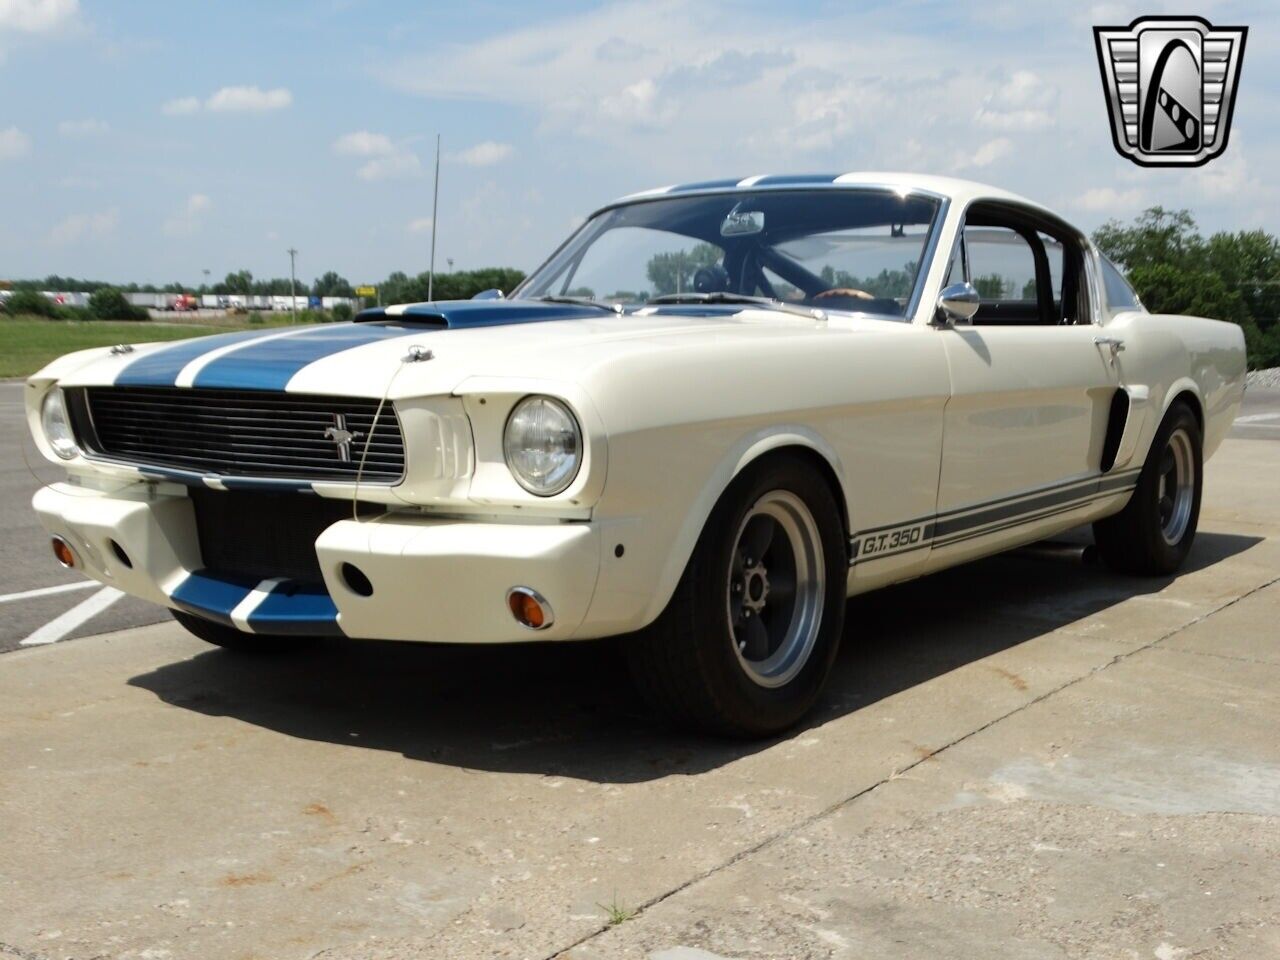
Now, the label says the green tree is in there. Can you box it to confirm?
[3,290,59,317]
[973,274,1007,299]
[217,270,253,295]
[88,288,149,321]
[1093,207,1203,271]
[1093,207,1280,369]
[312,271,355,298]
[645,243,721,296]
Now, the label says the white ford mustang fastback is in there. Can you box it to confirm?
[28,173,1246,735]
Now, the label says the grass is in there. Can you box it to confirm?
[0,314,309,379]
[597,892,635,927]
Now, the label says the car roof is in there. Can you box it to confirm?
[604,171,1061,222]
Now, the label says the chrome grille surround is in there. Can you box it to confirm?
[81,386,405,483]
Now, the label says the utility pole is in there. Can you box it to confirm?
[428,133,440,302]
[287,248,298,324]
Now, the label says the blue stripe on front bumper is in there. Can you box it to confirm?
[247,581,342,636]
[169,570,255,626]
[169,570,342,636]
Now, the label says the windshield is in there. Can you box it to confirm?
[514,188,942,320]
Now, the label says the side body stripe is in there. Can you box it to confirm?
[848,469,1140,566]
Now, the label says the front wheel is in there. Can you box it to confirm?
[625,455,847,737]
[1093,401,1203,576]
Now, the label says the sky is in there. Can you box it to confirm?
[0,0,1276,287]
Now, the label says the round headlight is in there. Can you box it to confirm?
[503,395,581,496]
[41,387,79,460]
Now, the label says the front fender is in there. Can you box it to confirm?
[582,425,847,637]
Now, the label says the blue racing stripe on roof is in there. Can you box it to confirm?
[668,178,744,193]
[113,328,289,387]
[192,322,411,391]
[747,173,840,186]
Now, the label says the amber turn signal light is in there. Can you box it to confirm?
[51,536,78,569]
[507,587,553,630]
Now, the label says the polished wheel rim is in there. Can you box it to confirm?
[727,490,825,688]
[1158,427,1196,545]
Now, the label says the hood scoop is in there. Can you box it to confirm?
[358,299,610,330]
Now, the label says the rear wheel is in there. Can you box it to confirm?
[171,609,319,654]
[1093,401,1202,575]
[625,455,847,737]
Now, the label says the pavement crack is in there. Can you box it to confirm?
[543,570,1280,960]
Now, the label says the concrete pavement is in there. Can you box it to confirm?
[1,437,1277,960]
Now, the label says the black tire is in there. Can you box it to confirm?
[625,454,847,737]
[1094,401,1202,576]
[171,609,319,654]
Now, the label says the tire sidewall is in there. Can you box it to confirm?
[1136,403,1203,571]
[689,456,847,733]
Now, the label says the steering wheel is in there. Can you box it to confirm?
[813,287,876,301]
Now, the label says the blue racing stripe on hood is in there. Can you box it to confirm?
[113,327,294,387]
[192,322,413,391]
[380,300,613,326]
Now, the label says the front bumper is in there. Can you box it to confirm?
[32,482,603,643]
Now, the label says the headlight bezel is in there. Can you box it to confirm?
[502,394,583,497]
[40,386,79,460]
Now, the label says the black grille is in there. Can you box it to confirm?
[82,387,405,482]
[190,488,379,583]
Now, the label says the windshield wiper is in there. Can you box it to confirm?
[534,295,623,314]
[646,292,825,320]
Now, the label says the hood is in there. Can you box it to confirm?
[46,299,851,395]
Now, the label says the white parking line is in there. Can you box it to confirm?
[0,580,97,604]
[20,586,124,646]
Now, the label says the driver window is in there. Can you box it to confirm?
[964,227,1037,302]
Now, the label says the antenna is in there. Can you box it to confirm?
[428,133,440,302]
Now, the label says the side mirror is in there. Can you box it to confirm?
[471,288,505,300]
[935,282,979,325]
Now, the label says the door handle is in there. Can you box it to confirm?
[1093,336,1125,364]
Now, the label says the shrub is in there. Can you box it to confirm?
[4,290,59,318]
[248,311,265,325]
[56,305,93,322]
[331,302,353,322]
[88,288,150,321]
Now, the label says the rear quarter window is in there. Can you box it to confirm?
[1100,256,1142,311]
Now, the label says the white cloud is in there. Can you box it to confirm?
[974,70,1056,131]
[358,152,421,181]
[0,125,30,159]
[205,85,292,112]
[332,130,420,180]
[957,137,1014,170]
[163,193,212,237]
[162,86,292,116]
[48,207,118,245]
[454,140,513,166]
[0,0,78,33]
[161,96,201,116]
[57,118,108,138]
[406,216,434,234]
[332,130,395,156]
[1076,187,1146,212]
